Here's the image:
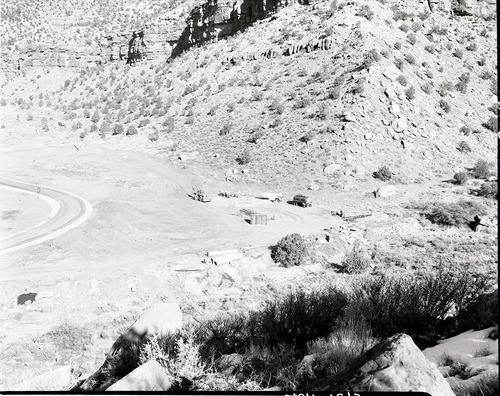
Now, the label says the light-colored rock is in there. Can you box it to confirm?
[324,163,342,175]
[12,366,74,391]
[374,185,396,198]
[393,117,408,132]
[390,102,401,115]
[309,333,456,395]
[383,65,400,80]
[106,360,171,391]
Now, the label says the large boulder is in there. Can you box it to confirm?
[106,360,171,391]
[374,185,396,198]
[308,333,456,395]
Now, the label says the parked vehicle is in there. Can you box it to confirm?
[258,192,283,202]
[292,194,312,207]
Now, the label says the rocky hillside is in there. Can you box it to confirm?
[2,0,496,189]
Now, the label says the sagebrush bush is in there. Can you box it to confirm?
[421,200,486,227]
[219,122,232,136]
[271,233,308,268]
[472,159,493,179]
[91,109,100,123]
[407,32,417,45]
[373,166,392,181]
[475,182,497,200]
[396,75,408,86]
[399,23,410,32]
[439,99,451,113]
[341,242,370,274]
[356,5,374,20]
[482,116,498,132]
[453,172,469,185]
[405,85,415,100]
[421,82,433,94]
[457,141,471,153]
[347,269,491,348]
[453,48,464,59]
[126,125,138,136]
[236,148,252,165]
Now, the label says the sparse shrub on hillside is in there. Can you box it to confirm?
[236,148,252,165]
[472,160,494,180]
[314,102,329,120]
[83,109,91,118]
[360,49,380,70]
[112,124,124,135]
[399,23,410,33]
[139,118,150,128]
[396,75,408,86]
[394,58,404,70]
[480,71,494,80]
[380,49,390,58]
[373,166,392,181]
[460,126,471,136]
[453,172,469,185]
[412,21,422,32]
[79,131,88,140]
[300,130,316,144]
[163,117,175,133]
[248,129,265,143]
[392,7,411,21]
[478,57,486,66]
[0,98,6,106]
[439,99,451,113]
[341,242,370,274]
[394,42,402,50]
[482,117,498,133]
[407,32,417,45]
[404,53,416,64]
[71,121,83,131]
[269,97,284,114]
[437,81,454,97]
[405,85,415,100]
[251,90,263,102]
[475,182,498,200]
[99,121,111,137]
[126,125,138,136]
[185,116,194,125]
[90,123,98,132]
[424,44,435,54]
[227,103,235,113]
[457,141,471,154]
[27,114,33,121]
[356,5,374,20]
[328,87,342,100]
[421,82,433,94]
[429,25,448,35]
[421,200,486,227]
[219,122,232,136]
[453,49,464,59]
[91,109,100,123]
[41,118,49,132]
[466,42,478,52]
[270,233,308,268]
[294,95,312,109]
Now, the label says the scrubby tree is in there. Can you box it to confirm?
[271,233,308,267]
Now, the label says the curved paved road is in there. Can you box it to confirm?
[0,178,92,255]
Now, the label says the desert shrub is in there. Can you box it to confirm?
[341,242,370,274]
[373,165,392,181]
[457,141,471,153]
[452,373,499,396]
[0,98,6,106]
[83,109,91,118]
[347,269,491,348]
[27,114,33,121]
[91,109,100,123]
[407,32,417,45]
[248,129,265,143]
[219,122,232,136]
[251,90,263,102]
[421,200,486,227]
[99,122,111,137]
[90,123,98,132]
[247,287,349,353]
[315,102,329,120]
[424,44,435,54]
[269,97,284,114]
[482,116,498,132]
[405,85,416,100]
[396,75,408,86]
[471,159,493,179]
[404,53,416,64]
[466,42,478,52]
[453,48,464,59]
[399,23,410,32]
[453,172,469,185]
[185,116,194,125]
[356,5,374,20]
[71,121,83,131]
[41,118,49,132]
[294,95,311,109]
[126,125,138,136]
[301,319,377,385]
[328,87,341,100]
[475,182,498,200]
[460,126,471,136]
[236,148,252,165]
[112,124,124,135]
[439,99,451,113]
[437,81,454,96]
[394,58,404,70]
[139,118,150,128]
[300,130,316,144]
[421,82,433,94]
[163,117,175,133]
[394,42,402,50]
[271,233,308,268]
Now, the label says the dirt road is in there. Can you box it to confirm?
[0,178,92,255]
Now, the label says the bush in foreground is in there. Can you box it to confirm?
[453,172,469,185]
[373,166,392,181]
[271,233,308,268]
[421,200,486,227]
[472,160,494,179]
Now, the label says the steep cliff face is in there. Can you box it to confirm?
[170,0,305,58]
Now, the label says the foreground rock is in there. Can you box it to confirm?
[309,333,456,395]
[72,302,182,391]
[106,360,171,391]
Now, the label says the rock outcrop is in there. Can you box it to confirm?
[106,360,172,391]
[72,303,182,391]
[308,333,456,395]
